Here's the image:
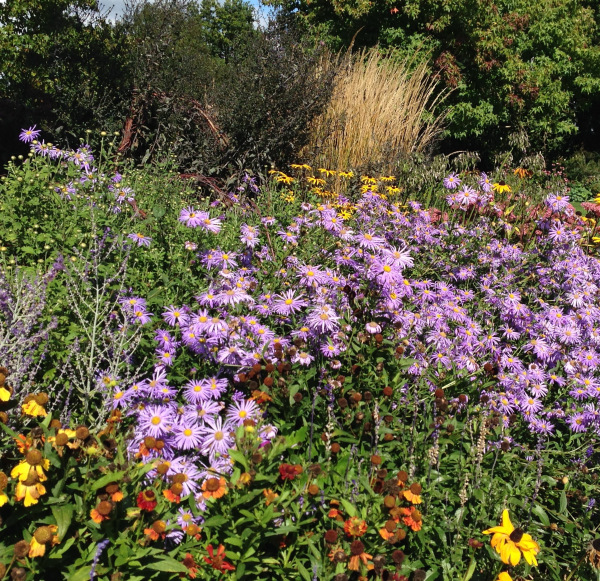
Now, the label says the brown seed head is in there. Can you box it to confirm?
[509,528,524,543]
[205,478,220,492]
[293,392,303,403]
[263,376,273,387]
[172,473,187,484]
[308,484,319,496]
[96,500,113,516]
[391,549,405,565]
[170,482,184,496]
[338,397,348,409]
[409,483,422,495]
[265,363,275,373]
[251,453,263,464]
[352,392,362,403]
[152,520,167,534]
[49,419,62,429]
[33,526,53,544]
[397,470,408,483]
[0,412,7,424]
[25,449,43,466]
[371,454,382,465]
[0,472,7,490]
[383,386,393,396]
[75,426,90,440]
[411,510,422,522]
[384,495,396,509]
[11,567,27,581]
[55,433,69,446]
[186,523,200,536]
[331,442,341,453]
[324,529,338,543]
[144,436,156,449]
[34,393,48,406]
[13,541,29,559]
[156,462,170,475]
[413,569,426,581]
[350,540,365,556]
[332,550,347,563]
[385,520,396,532]
[105,483,119,495]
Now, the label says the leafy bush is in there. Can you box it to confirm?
[264,0,600,161]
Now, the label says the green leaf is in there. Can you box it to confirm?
[340,498,357,517]
[91,471,126,491]
[52,505,73,541]
[532,504,550,526]
[228,448,249,471]
[559,490,567,514]
[147,557,189,573]
[296,561,312,581]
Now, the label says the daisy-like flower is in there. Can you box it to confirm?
[29,525,59,558]
[163,305,188,327]
[482,509,540,566]
[226,398,259,426]
[201,477,228,499]
[199,215,222,234]
[127,232,152,247]
[272,290,308,315]
[11,449,49,483]
[344,517,367,537]
[173,422,204,450]
[138,405,175,438]
[204,544,235,572]
[348,540,373,572]
[179,206,204,227]
[443,173,461,189]
[201,416,234,456]
[19,125,42,143]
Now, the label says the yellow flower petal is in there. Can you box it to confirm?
[500,509,514,532]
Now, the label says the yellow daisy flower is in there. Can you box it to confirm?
[482,509,540,566]
[493,181,512,194]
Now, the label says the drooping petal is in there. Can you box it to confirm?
[500,509,514,533]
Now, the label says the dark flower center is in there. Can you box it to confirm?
[592,538,600,551]
[350,540,365,555]
[509,528,524,543]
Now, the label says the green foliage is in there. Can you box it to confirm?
[265,0,600,160]
[122,0,334,176]
[0,0,129,161]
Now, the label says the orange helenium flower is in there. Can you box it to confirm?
[344,517,367,537]
[202,477,227,499]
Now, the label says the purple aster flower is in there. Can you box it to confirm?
[443,173,461,189]
[545,193,570,212]
[292,351,314,366]
[138,405,175,438]
[272,290,308,315]
[355,231,386,251]
[567,412,588,433]
[478,172,492,193]
[455,186,479,207]
[200,416,235,456]
[199,215,222,234]
[183,400,223,424]
[19,125,42,143]
[306,304,340,333]
[225,399,260,426]
[179,207,204,227]
[163,305,189,327]
[132,309,153,325]
[215,287,253,306]
[128,232,152,247]
[173,421,204,450]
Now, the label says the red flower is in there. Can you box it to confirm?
[181,553,199,579]
[279,463,301,480]
[137,489,158,511]
[204,544,235,572]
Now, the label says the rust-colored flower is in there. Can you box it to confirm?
[204,544,235,572]
[403,482,422,504]
[90,500,113,523]
[348,540,373,571]
[344,516,368,537]
[401,507,422,531]
[279,463,301,480]
[182,553,199,579]
[263,489,279,506]
[137,489,158,511]
[201,477,227,499]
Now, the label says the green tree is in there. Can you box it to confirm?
[264,0,600,160]
[0,0,129,159]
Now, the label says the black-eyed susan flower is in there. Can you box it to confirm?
[483,509,540,566]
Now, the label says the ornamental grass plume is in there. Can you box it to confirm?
[304,47,448,174]
[482,509,540,566]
